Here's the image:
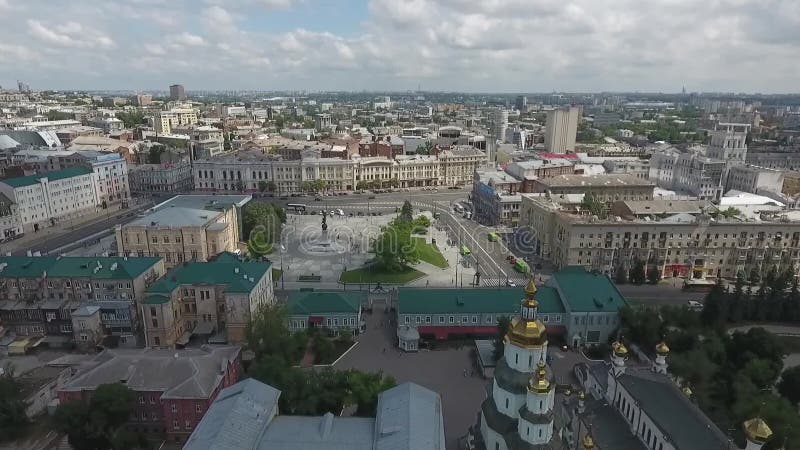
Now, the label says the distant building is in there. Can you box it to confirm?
[515,95,528,112]
[314,113,332,131]
[472,168,523,226]
[725,164,784,195]
[531,174,655,202]
[707,122,750,163]
[57,346,241,445]
[136,94,153,106]
[87,116,124,134]
[544,106,579,154]
[602,159,650,180]
[154,107,198,135]
[115,194,249,269]
[487,108,509,144]
[143,252,274,348]
[129,161,194,194]
[184,379,445,450]
[169,84,186,101]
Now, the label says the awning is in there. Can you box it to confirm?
[193,322,215,336]
[309,316,324,324]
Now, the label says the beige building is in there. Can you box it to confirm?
[520,194,800,281]
[531,174,655,203]
[143,252,273,348]
[154,107,198,134]
[115,195,250,269]
[544,106,579,154]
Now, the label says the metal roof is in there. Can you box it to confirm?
[128,206,223,228]
[287,291,363,315]
[397,286,565,315]
[1,166,92,188]
[146,252,270,294]
[549,266,629,313]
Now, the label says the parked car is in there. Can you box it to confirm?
[314,197,322,201]
[368,195,376,199]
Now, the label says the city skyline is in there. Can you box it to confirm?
[0,0,799,93]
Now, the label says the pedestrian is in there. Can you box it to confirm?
[463,369,467,377]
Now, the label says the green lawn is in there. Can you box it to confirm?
[412,237,449,268]
[339,265,425,284]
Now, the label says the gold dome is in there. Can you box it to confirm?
[582,434,595,450]
[578,390,586,400]
[743,417,772,443]
[656,342,670,355]
[524,277,537,298]
[528,361,551,394]
[507,316,548,348]
[612,341,629,357]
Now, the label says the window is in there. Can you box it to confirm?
[150,307,157,317]
[139,396,144,404]
[439,316,444,324]
[425,316,431,324]
[185,420,191,430]
[153,336,160,346]
[449,316,454,324]
[461,316,468,323]
[196,403,202,413]
[333,318,338,326]
[152,412,158,421]
[404,316,410,324]
[472,316,477,323]
[173,420,179,430]
[505,398,509,409]
[171,404,177,413]
[152,319,158,328]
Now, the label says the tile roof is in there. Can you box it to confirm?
[0,255,162,280]
[549,266,629,313]
[397,286,565,315]
[146,252,271,294]
[287,291,362,315]
[0,166,93,188]
[618,371,728,450]
[60,346,240,399]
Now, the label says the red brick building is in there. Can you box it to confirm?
[57,346,241,445]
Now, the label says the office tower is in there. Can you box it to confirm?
[169,84,186,101]
[515,95,528,112]
[544,106,579,154]
[488,107,509,145]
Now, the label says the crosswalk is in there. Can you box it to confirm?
[480,275,529,287]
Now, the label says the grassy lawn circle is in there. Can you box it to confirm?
[340,265,425,284]
[412,237,449,268]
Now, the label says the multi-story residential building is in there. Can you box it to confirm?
[707,122,750,163]
[726,164,785,195]
[505,159,575,189]
[602,158,650,180]
[76,151,130,207]
[472,169,523,226]
[437,146,487,186]
[0,255,165,339]
[169,84,186,101]
[143,252,273,348]
[189,126,225,160]
[672,153,725,200]
[129,161,194,193]
[57,346,241,445]
[531,174,654,203]
[155,107,198,135]
[55,126,103,145]
[0,192,22,241]
[520,194,800,281]
[116,195,247,269]
[544,106,579,154]
[287,291,364,335]
[746,147,800,171]
[185,379,444,450]
[87,116,124,134]
[487,107,509,144]
[70,300,141,348]
[0,167,97,232]
[136,94,153,106]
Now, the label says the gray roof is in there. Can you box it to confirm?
[574,398,647,450]
[618,370,728,450]
[152,194,251,212]
[185,378,280,450]
[0,135,20,150]
[128,206,223,228]
[61,345,240,399]
[183,380,445,450]
[537,174,654,188]
[374,383,445,450]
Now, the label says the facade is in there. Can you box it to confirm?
[726,164,785,195]
[170,84,187,101]
[87,117,124,134]
[602,159,650,180]
[129,161,194,193]
[287,290,363,335]
[78,151,130,207]
[544,106,579,154]
[707,122,750,163]
[0,255,165,339]
[520,194,800,280]
[531,174,655,203]
[649,149,725,200]
[143,252,274,348]
[116,194,249,268]
[0,167,97,232]
[57,346,241,445]
[0,192,22,241]
[487,107,509,144]
[190,126,225,160]
[469,280,557,449]
[184,379,445,450]
[155,107,198,135]
[472,169,522,226]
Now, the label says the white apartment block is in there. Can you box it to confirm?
[0,193,22,240]
[192,147,485,194]
[725,164,784,195]
[154,107,198,134]
[707,122,750,163]
[190,126,225,160]
[544,106,579,154]
[81,152,129,207]
[649,148,725,200]
[0,167,98,232]
[520,194,800,281]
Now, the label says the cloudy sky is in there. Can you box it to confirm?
[0,0,797,93]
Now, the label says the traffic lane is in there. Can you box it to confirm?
[17,209,143,255]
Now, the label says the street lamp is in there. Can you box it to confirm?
[280,243,286,291]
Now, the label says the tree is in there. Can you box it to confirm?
[629,260,646,285]
[646,266,661,284]
[53,383,141,450]
[258,181,269,193]
[0,366,30,441]
[749,267,761,285]
[399,200,413,223]
[413,215,431,228]
[580,193,606,218]
[371,220,419,271]
[146,145,165,164]
[47,110,72,121]
[492,315,511,361]
[614,264,628,285]
[115,110,145,128]
[243,202,285,248]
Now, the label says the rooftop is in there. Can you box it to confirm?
[287,291,363,315]
[146,252,271,296]
[614,199,710,216]
[151,194,251,212]
[548,266,629,313]
[0,166,92,188]
[397,286,565,315]
[536,174,654,188]
[0,255,162,280]
[59,346,241,399]
[127,206,224,228]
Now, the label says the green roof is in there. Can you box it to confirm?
[0,256,162,280]
[397,286,565,315]
[144,294,170,305]
[550,266,629,312]
[287,291,362,315]
[1,167,93,188]
[147,252,271,295]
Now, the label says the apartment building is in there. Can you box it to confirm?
[0,255,165,339]
[78,151,130,207]
[129,161,194,193]
[726,164,785,195]
[189,126,225,160]
[0,193,22,240]
[116,195,248,268]
[602,159,650,180]
[57,346,241,445]
[143,252,274,348]
[531,174,655,203]
[0,167,97,232]
[472,168,522,226]
[707,122,750,163]
[154,107,198,134]
[649,148,725,200]
[544,106,579,154]
[437,146,487,186]
[520,194,800,280]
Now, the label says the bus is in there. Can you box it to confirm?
[487,232,499,242]
[460,245,471,256]
[286,203,307,212]
[514,259,530,273]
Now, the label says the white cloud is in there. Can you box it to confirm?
[27,19,115,49]
[170,32,207,47]
[202,5,235,29]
